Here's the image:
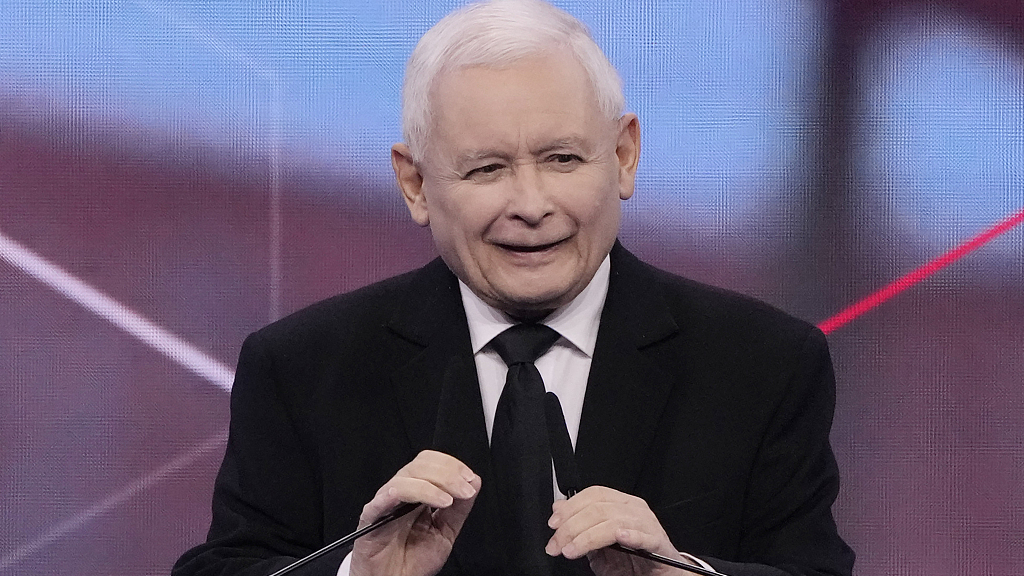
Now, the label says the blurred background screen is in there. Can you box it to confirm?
[1,1,1021,574]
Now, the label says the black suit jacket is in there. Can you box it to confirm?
[173,244,854,576]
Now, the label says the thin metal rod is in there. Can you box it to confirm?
[267,494,732,576]
[267,502,419,576]
[609,543,731,576]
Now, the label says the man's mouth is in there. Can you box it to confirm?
[495,238,567,253]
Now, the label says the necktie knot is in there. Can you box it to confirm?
[490,323,560,366]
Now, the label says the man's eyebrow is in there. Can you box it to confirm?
[532,137,592,155]
[455,150,514,165]
[454,138,593,165]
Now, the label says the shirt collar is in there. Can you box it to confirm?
[459,255,610,357]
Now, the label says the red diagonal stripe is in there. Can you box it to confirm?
[819,206,1024,335]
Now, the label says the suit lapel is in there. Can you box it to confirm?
[386,259,482,455]
[384,258,503,573]
[575,244,679,495]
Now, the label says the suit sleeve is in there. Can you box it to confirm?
[702,328,855,576]
[172,331,344,576]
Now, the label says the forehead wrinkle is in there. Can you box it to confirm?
[454,148,515,166]
[453,127,527,165]
[531,135,594,156]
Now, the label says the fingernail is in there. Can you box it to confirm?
[442,494,454,506]
[562,543,578,558]
[545,541,558,556]
[460,484,477,498]
[547,514,560,528]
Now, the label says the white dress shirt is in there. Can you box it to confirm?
[461,255,610,469]
[339,255,711,574]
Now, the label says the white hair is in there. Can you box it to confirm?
[401,0,626,161]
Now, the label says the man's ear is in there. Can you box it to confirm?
[615,113,640,200]
[392,143,430,226]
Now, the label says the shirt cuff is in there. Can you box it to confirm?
[337,551,352,576]
[680,551,715,571]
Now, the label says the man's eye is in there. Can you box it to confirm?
[465,164,503,178]
[547,154,583,170]
[551,154,582,164]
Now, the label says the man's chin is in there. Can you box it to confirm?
[488,284,579,318]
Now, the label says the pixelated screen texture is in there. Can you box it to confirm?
[0,1,1021,574]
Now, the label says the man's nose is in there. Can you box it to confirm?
[507,164,553,225]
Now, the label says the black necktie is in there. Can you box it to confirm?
[490,323,560,576]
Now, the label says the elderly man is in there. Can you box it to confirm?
[173,1,854,575]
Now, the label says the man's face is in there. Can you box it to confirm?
[393,53,640,317]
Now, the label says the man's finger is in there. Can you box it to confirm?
[399,450,477,483]
[360,474,475,527]
[549,486,635,526]
[545,486,680,564]
[613,527,668,555]
[396,451,479,499]
[426,473,483,542]
[550,518,623,559]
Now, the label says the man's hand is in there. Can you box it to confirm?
[350,450,480,576]
[545,486,698,576]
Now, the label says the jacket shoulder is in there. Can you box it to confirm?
[250,264,425,352]
[635,258,820,348]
